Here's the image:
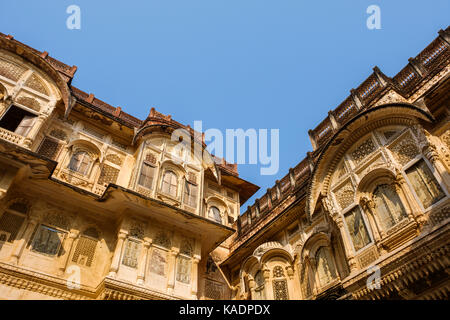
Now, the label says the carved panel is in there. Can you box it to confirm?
[204,279,223,300]
[0,211,25,242]
[0,58,26,81]
[273,279,289,300]
[357,246,379,268]
[350,138,376,165]
[273,265,285,278]
[440,129,450,150]
[180,238,194,256]
[129,220,145,240]
[334,182,355,210]
[97,164,119,185]
[105,153,123,166]
[153,230,171,249]
[72,236,97,267]
[44,212,70,230]
[37,137,62,160]
[16,96,41,112]
[24,73,50,96]
[49,129,68,142]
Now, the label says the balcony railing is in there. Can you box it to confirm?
[0,127,23,145]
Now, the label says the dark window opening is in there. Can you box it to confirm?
[0,105,37,136]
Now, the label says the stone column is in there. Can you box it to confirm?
[248,277,256,300]
[58,229,79,275]
[22,114,48,148]
[9,217,38,265]
[89,158,101,189]
[334,216,358,272]
[394,170,425,225]
[190,255,200,299]
[361,197,388,255]
[359,197,383,241]
[109,231,127,277]
[167,249,179,295]
[262,267,272,300]
[137,239,152,285]
[423,144,450,191]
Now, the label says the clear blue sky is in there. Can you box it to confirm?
[2,1,449,211]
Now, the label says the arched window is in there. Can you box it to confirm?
[316,247,337,287]
[161,170,178,197]
[68,151,91,175]
[373,184,407,231]
[208,206,222,223]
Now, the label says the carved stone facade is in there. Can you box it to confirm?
[221,27,450,301]
[0,28,449,300]
[0,32,257,300]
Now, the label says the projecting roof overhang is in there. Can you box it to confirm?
[98,185,235,255]
[0,140,233,254]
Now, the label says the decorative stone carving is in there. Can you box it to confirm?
[105,153,123,166]
[389,133,419,166]
[153,230,171,249]
[129,219,145,239]
[253,241,283,260]
[334,182,354,210]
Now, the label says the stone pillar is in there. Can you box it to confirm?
[266,188,272,209]
[89,158,101,188]
[328,111,339,131]
[289,168,296,189]
[350,89,363,110]
[309,257,319,296]
[423,144,450,191]
[408,57,425,77]
[167,248,179,294]
[248,277,256,300]
[394,170,425,224]
[190,255,200,299]
[262,267,272,300]
[137,239,152,285]
[360,197,385,254]
[58,229,79,275]
[308,130,317,151]
[109,231,127,277]
[9,217,38,265]
[22,114,48,148]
